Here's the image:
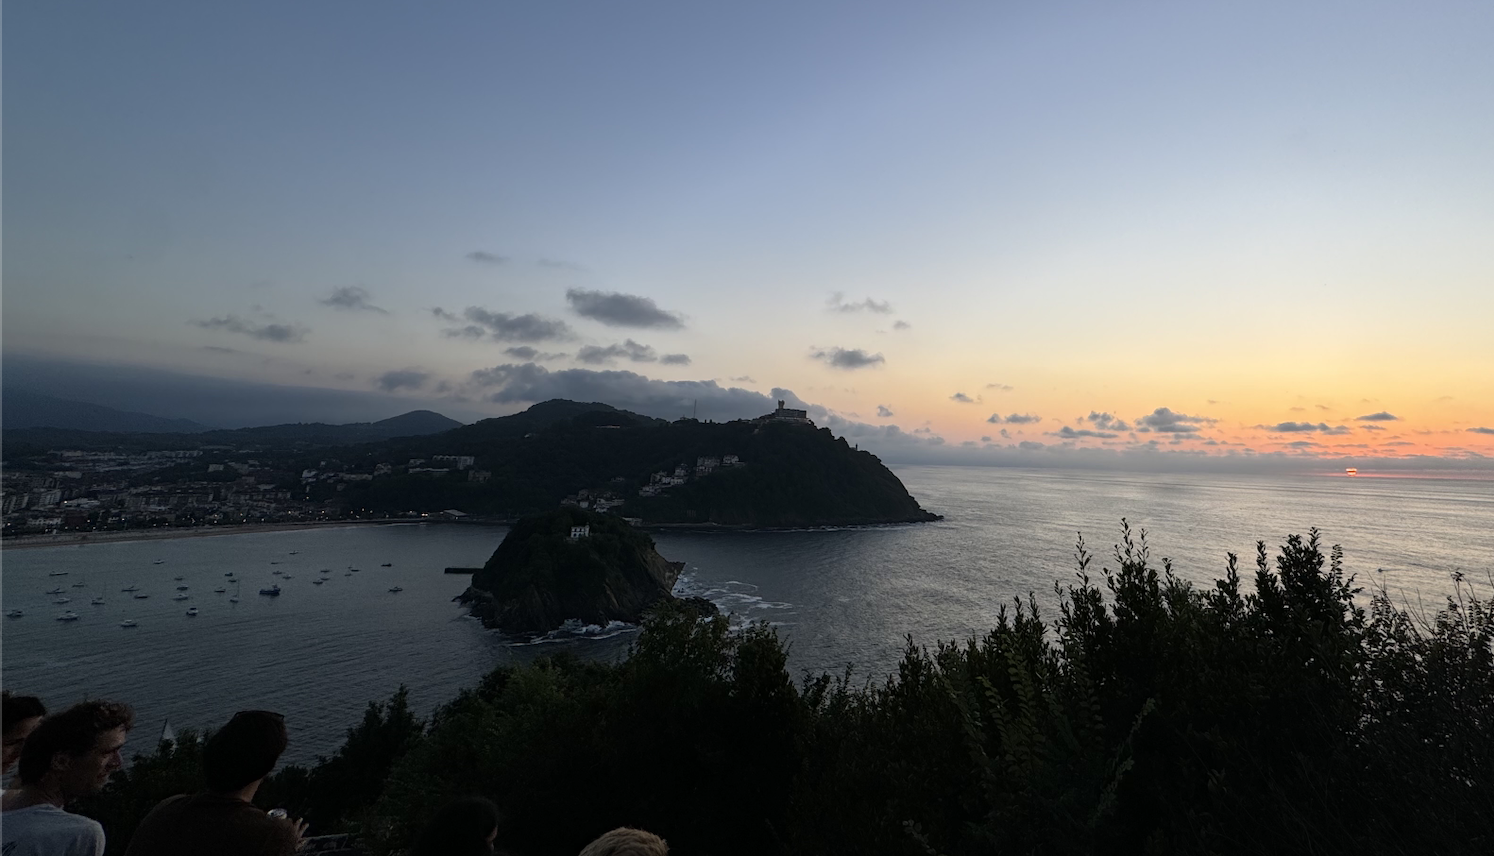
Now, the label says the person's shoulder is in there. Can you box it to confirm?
[1,806,105,852]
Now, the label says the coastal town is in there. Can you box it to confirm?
[0,401,820,539]
[0,445,751,539]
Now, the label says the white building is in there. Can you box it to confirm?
[569,525,590,541]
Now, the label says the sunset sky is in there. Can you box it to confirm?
[5,1,1492,468]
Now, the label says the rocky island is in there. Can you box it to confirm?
[459,509,713,636]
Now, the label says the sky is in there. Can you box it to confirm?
[4,1,1492,470]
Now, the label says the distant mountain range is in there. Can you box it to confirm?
[3,389,216,433]
[2,391,463,448]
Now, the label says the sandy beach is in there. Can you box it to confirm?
[0,520,410,550]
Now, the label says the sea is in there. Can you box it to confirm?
[4,466,1491,765]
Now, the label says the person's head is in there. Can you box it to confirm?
[203,710,288,793]
[577,827,669,856]
[2,691,47,774]
[413,796,503,856]
[16,700,133,798]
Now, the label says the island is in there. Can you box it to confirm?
[458,509,714,635]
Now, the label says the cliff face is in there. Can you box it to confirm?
[462,509,688,635]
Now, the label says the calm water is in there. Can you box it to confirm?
[4,467,1491,763]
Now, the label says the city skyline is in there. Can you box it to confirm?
[5,1,1492,469]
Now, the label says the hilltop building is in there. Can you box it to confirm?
[759,401,813,425]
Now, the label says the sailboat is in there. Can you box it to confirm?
[160,719,176,746]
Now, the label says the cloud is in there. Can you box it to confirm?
[729,375,756,383]
[827,292,893,314]
[1356,411,1400,422]
[538,258,585,271]
[892,320,912,331]
[950,392,978,404]
[1019,441,1045,451]
[1085,411,1132,431]
[1469,427,1494,435]
[466,251,508,264]
[201,346,239,354]
[192,315,308,344]
[988,412,1041,424]
[466,363,792,422]
[1258,421,1352,435]
[436,306,572,342]
[1316,404,1332,411]
[985,383,1014,392]
[375,369,430,392]
[577,339,659,365]
[502,346,567,361]
[877,405,895,418]
[1136,407,1215,433]
[320,286,387,314]
[566,289,684,329]
[660,353,691,365]
[1052,426,1118,439]
[809,347,885,370]
[1361,424,1386,431]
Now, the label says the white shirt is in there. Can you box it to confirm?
[1,804,105,856]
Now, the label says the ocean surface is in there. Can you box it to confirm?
[4,466,1491,764]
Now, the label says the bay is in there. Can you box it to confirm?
[4,466,1490,764]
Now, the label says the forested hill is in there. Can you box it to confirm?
[338,401,939,527]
